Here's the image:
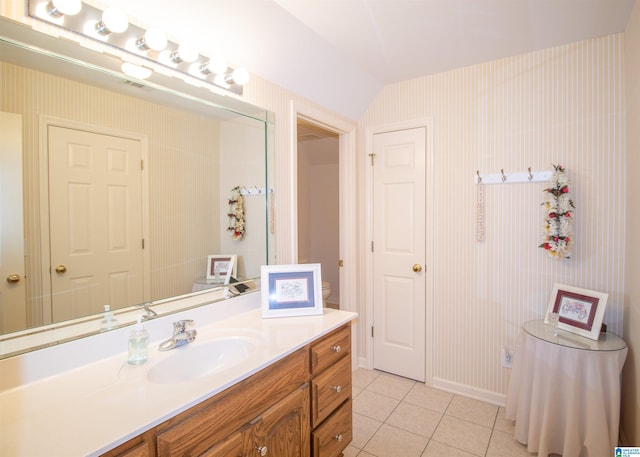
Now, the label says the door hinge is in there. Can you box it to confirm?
[371,241,374,252]
[142,238,145,249]
[368,153,376,166]
[140,159,144,171]
[338,259,344,267]
[371,326,374,338]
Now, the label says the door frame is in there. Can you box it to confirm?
[38,116,151,324]
[287,101,358,348]
[365,118,435,382]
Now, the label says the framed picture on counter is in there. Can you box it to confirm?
[261,263,324,318]
[545,283,608,340]
[206,255,237,284]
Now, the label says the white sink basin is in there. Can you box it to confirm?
[146,336,259,384]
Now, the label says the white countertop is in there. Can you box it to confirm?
[0,293,357,456]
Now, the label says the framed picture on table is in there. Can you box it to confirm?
[545,283,608,340]
[206,255,237,284]
[261,263,324,318]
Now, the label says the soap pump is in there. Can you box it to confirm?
[128,316,149,365]
[100,305,118,331]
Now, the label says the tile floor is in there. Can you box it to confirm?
[344,368,536,457]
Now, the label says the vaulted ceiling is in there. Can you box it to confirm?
[108,0,636,119]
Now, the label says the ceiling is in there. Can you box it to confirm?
[105,0,636,119]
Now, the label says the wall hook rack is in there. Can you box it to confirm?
[475,168,552,185]
[239,186,274,196]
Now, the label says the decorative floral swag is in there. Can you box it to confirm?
[539,164,574,259]
[227,186,245,240]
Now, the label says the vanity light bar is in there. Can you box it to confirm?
[27,0,248,95]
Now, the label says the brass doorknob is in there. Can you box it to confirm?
[55,265,67,274]
[6,273,20,284]
[412,264,423,273]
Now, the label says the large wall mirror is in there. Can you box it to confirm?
[0,18,274,358]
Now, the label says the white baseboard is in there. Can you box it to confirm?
[355,356,371,370]
[430,377,507,407]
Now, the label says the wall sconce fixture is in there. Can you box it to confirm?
[28,0,248,95]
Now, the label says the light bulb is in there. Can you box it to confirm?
[231,67,249,86]
[158,50,178,67]
[121,62,152,80]
[136,28,167,52]
[203,55,227,75]
[173,42,199,63]
[99,8,128,34]
[47,0,82,16]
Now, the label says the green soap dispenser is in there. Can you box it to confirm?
[128,317,149,365]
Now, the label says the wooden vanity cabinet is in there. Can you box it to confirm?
[102,324,352,457]
[156,347,309,457]
[201,384,310,457]
[309,325,352,457]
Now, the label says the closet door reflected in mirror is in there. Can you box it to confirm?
[46,125,146,323]
[0,111,26,333]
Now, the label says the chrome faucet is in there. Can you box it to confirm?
[159,319,197,351]
[138,303,158,321]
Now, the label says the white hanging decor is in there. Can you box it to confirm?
[539,165,574,259]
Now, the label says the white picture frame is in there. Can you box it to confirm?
[206,255,237,284]
[544,283,608,340]
[261,263,324,318]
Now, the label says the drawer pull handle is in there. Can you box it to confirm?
[331,345,342,353]
[256,445,268,456]
[332,385,342,393]
[334,434,344,442]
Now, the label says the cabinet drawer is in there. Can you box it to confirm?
[200,431,244,457]
[310,325,351,375]
[311,355,351,427]
[311,399,352,457]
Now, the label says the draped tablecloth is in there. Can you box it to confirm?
[505,320,627,457]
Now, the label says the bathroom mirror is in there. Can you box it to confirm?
[0,18,274,358]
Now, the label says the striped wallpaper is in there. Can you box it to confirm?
[0,61,225,326]
[359,34,626,396]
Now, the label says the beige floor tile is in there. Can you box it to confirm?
[363,423,429,457]
[352,385,364,398]
[385,401,442,438]
[351,412,383,449]
[485,430,531,457]
[404,383,454,413]
[353,368,381,389]
[356,452,377,457]
[431,415,492,456]
[366,372,416,400]
[353,389,400,422]
[421,440,478,457]
[342,445,360,457]
[445,395,498,427]
[493,407,516,435]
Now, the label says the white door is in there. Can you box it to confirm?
[48,126,145,322]
[0,112,26,333]
[372,127,426,382]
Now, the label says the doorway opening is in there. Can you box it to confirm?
[296,119,340,309]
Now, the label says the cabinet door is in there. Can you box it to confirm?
[200,431,244,457]
[245,384,310,457]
